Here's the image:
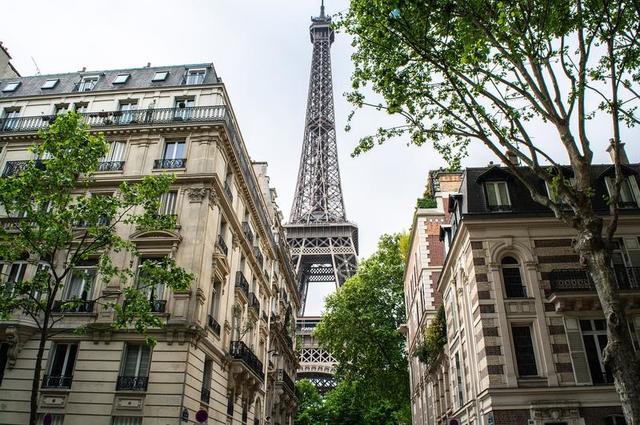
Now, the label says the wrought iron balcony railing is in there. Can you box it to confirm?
[51,299,95,313]
[242,222,254,245]
[207,314,221,336]
[248,292,260,314]
[149,299,167,313]
[2,159,46,176]
[153,158,186,169]
[235,271,249,298]
[216,234,229,256]
[276,369,295,394]
[97,161,125,172]
[42,374,73,389]
[116,375,148,391]
[230,341,264,381]
[549,266,640,292]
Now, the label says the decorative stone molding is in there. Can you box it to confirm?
[5,327,23,368]
[187,187,210,203]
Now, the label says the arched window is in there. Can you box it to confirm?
[501,256,527,298]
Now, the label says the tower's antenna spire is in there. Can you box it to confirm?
[320,0,325,18]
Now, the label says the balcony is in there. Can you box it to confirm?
[230,341,264,381]
[51,299,94,313]
[116,375,148,391]
[42,375,72,389]
[235,272,249,300]
[276,369,295,394]
[149,299,167,313]
[248,292,260,315]
[97,161,125,172]
[154,158,186,169]
[216,234,229,256]
[548,267,640,311]
[2,159,46,176]
[207,314,221,336]
[242,222,254,245]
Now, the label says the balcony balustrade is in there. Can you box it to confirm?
[149,299,167,313]
[51,299,94,313]
[235,272,249,299]
[242,222,254,245]
[230,341,264,381]
[276,369,295,394]
[116,375,148,391]
[207,314,221,336]
[153,158,186,169]
[97,161,125,172]
[216,234,229,256]
[2,159,46,176]
[248,292,260,314]
[42,375,73,389]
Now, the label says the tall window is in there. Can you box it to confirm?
[227,389,235,417]
[241,398,248,424]
[606,176,639,208]
[511,325,538,376]
[73,102,88,113]
[137,257,165,301]
[159,191,178,216]
[100,141,126,163]
[185,68,206,85]
[485,181,511,210]
[1,261,28,296]
[64,262,97,311]
[173,98,195,120]
[118,101,138,124]
[1,108,20,131]
[121,343,150,382]
[201,357,213,403]
[162,141,185,160]
[580,319,613,384]
[45,343,78,388]
[54,104,69,115]
[210,280,222,320]
[453,352,464,408]
[501,256,527,298]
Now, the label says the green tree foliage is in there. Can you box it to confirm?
[339,1,640,422]
[0,113,193,425]
[416,197,437,209]
[295,380,327,425]
[415,305,447,370]
[313,234,409,424]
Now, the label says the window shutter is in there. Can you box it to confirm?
[564,317,592,385]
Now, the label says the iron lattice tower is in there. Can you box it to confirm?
[286,2,359,393]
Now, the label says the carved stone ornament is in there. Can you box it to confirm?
[208,190,218,208]
[187,187,210,203]
[5,327,22,368]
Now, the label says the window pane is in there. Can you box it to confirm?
[486,183,498,206]
[503,267,525,298]
[497,182,509,205]
[112,417,142,425]
[512,326,538,376]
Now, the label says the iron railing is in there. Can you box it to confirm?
[235,272,249,298]
[97,161,125,172]
[242,222,254,245]
[230,341,264,381]
[42,375,73,389]
[149,299,167,313]
[153,158,186,169]
[216,234,229,256]
[2,159,46,176]
[276,369,295,393]
[549,266,640,292]
[116,375,148,391]
[51,299,94,313]
[248,292,261,314]
[207,314,221,336]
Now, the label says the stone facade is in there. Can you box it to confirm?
[0,42,19,79]
[0,63,299,425]
[410,164,640,425]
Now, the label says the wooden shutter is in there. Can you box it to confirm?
[564,317,592,385]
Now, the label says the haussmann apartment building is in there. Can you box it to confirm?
[0,57,299,425]
[407,151,640,425]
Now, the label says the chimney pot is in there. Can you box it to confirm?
[81,66,86,72]
[146,62,151,68]
[607,140,629,165]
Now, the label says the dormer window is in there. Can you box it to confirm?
[152,71,168,82]
[41,79,59,89]
[77,76,99,92]
[605,176,640,209]
[185,68,206,85]
[113,74,130,84]
[2,82,20,92]
[485,181,511,211]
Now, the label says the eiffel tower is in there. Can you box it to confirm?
[286,1,359,393]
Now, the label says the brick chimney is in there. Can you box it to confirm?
[607,140,629,165]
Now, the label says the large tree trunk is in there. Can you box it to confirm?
[29,318,49,425]
[574,217,640,425]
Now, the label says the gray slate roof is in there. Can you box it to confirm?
[0,63,219,99]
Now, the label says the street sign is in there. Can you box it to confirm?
[181,407,189,422]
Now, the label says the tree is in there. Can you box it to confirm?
[295,379,328,425]
[0,113,193,425]
[339,1,640,422]
[314,234,410,424]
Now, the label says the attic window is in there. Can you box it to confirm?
[605,176,640,209]
[41,79,59,89]
[485,181,511,211]
[2,82,20,92]
[113,74,130,84]
[152,71,168,82]
[185,68,206,85]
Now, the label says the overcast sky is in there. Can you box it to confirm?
[3,0,638,314]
